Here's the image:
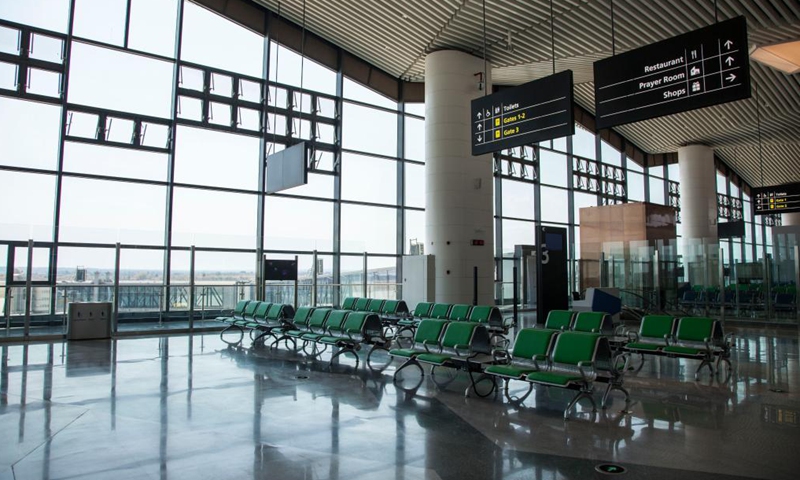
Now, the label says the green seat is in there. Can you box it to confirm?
[341,297,358,310]
[544,310,573,330]
[216,300,250,323]
[572,312,611,334]
[412,302,433,318]
[625,315,674,352]
[315,310,350,344]
[303,309,346,342]
[467,305,493,324]
[523,332,606,418]
[485,328,557,380]
[382,300,400,315]
[429,303,451,319]
[525,371,583,386]
[265,303,285,321]
[232,301,261,325]
[416,321,481,366]
[448,304,472,321]
[389,319,447,358]
[287,308,330,338]
[354,298,371,311]
[244,302,271,328]
[367,299,384,314]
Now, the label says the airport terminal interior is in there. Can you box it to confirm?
[0,0,799,479]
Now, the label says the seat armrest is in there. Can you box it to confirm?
[577,361,597,382]
[626,331,639,342]
[664,333,673,346]
[492,349,510,364]
[532,354,547,371]
[454,344,472,356]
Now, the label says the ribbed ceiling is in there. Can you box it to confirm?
[251,0,800,189]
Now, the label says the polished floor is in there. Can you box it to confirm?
[1,326,798,480]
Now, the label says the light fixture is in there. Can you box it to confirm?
[749,40,800,74]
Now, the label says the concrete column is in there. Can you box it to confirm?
[425,50,494,304]
[678,144,718,285]
[782,213,800,226]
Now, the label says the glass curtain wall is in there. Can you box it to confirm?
[0,1,782,336]
[0,0,420,336]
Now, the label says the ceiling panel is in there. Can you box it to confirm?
[251,0,800,189]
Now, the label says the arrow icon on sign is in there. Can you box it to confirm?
[478,134,483,142]
[726,73,736,82]
[477,111,482,119]
[725,56,734,66]
[477,124,483,130]
[724,40,733,49]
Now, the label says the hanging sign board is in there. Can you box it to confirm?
[471,70,574,156]
[753,182,800,215]
[593,16,750,129]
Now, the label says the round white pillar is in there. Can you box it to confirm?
[782,212,800,226]
[678,144,720,285]
[425,50,494,304]
[678,144,718,242]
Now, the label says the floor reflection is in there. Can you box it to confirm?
[0,327,797,480]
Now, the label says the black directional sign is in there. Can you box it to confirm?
[471,70,574,156]
[752,182,800,215]
[594,16,750,129]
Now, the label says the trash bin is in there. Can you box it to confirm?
[67,302,112,340]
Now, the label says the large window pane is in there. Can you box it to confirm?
[59,177,166,245]
[627,172,645,202]
[343,78,396,109]
[269,42,336,95]
[404,116,425,162]
[172,187,257,249]
[0,171,55,241]
[342,153,397,205]
[128,0,179,57]
[501,219,535,255]
[73,0,127,46]
[119,248,164,283]
[194,251,255,284]
[572,126,595,159]
[501,179,534,220]
[539,149,568,187]
[405,209,426,255]
[56,246,115,280]
[342,102,398,157]
[63,142,168,181]
[264,197,333,251]
[405,163,425,208]
[540,186,569,223]
[574,192,597,224]
[0,0,70,33]
[68,42,173,118]
[174,126,259,190]
[649,177,665,205]
[181,1,264,78]
[0,98,61,170]
[600,140,621,166]
[341,204,397,254]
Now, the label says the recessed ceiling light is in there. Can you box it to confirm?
[749,39,800,74]
[401,13,410,20]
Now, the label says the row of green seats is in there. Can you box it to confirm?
[396,303,509,344]
[216,300,295,346]
[542,310,615,335]
[340,297,410,316]
[624,315,732,379]
[389,319,492,391]
[271,307,388,369]
[484,327,628,419]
